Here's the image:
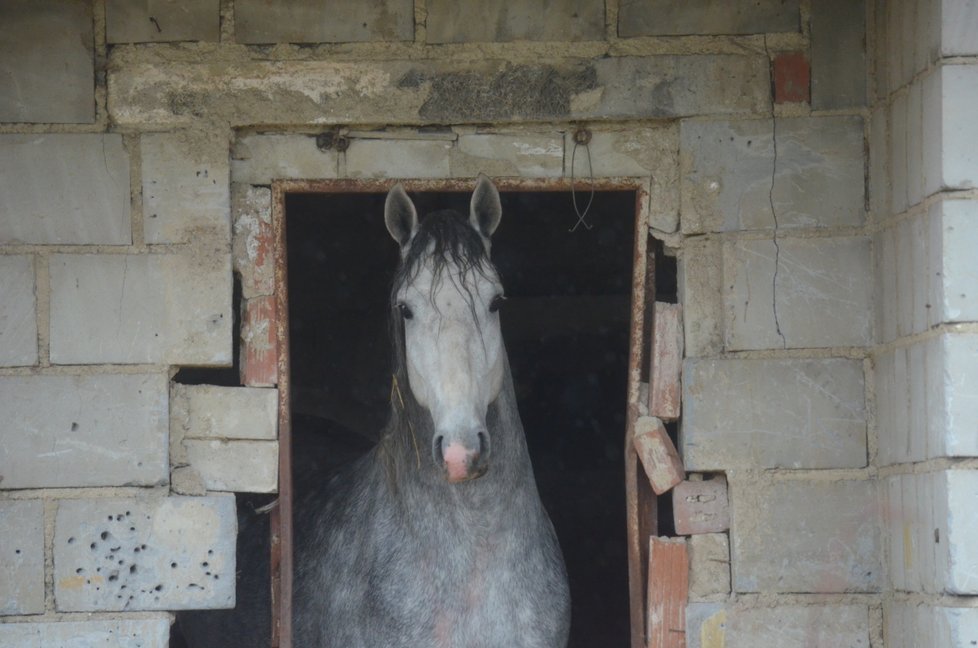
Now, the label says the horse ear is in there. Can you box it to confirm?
[469,174,502,240]
[385,183,418,248]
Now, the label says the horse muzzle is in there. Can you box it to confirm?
[434,430,490,483]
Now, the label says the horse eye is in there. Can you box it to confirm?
[489,295,506,313]
[397,303,414,320]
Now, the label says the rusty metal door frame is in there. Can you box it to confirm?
[270,176,651,648]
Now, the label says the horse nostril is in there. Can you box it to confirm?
[432,435,445,463]
[477,431,489,458]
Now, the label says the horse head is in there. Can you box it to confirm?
[385,175,506,484]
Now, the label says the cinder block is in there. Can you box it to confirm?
[673,477,729,536]
[687,533,730,600]
[172,384,278,441]
[107,0,219,43]
[942,0,978,56]
[683,357,866,470]
[346,139,452,179]
[563,126,679,233]
[452,133,563,178]
[240,295,278,387]
[686,603,870,648]
[723,236,873,350]
[142,131,230,244]
[618,0,799,36]
[0,0,95,123]
[183,439,278,493]
[886,601,978,648]
[0,617,170,648]
[731,479,881,593]
[926,65,978,192]
[50,253,232,366]
[869,107,889,217]
[0,255,37,367]
[680,117,864,233]
[231,134,338,185]
[678,236,722,358]
[890,90,910,215]
[933,199,978,325]
[936,334,978,458]
[427,0,604,43]
[633,416,684,495]
[0,135,130,244]
[811,0,867,109]
[647,537,688,648]
[649,302,683,420]
[0,500,44,615]
[772,51,810,104]
[0,374,168,489]
[235,0,414,43]
[946,469,978,594]
[109,56,767,128]
[232,184,274,299]
[55,495,236,611]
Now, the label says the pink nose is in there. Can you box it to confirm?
[442,442,476,483]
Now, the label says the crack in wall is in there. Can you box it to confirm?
[765,36,787,351]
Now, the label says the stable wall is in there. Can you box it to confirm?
[0,1,971,646]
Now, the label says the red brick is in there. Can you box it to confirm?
[648,303,683,421]
[241,295,278,387]
[773,51,811,104]
[647,536,688,648]
[673,476,730,536]
[633,416,684,495]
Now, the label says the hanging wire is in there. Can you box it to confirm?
[569,128,595,232]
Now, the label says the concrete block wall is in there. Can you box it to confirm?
[0,0,967,645]
[871,0,978,646]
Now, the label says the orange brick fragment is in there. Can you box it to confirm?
[633,416,684,495]
[673,476,730,536]
[647,536,688,648]
[648,303,683,421]
[240,295,278,387]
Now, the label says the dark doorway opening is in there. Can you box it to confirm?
[286,188,638,645]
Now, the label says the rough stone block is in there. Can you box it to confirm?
[731,479,881,592]
[886,601,978,648]
[934,199,978,325]
[107,0,219,43]
[50,253,232,366]
[680,117,865,233]
[687,533,730,601]
[683,357,866,470]
[236,0,414,43]
[427,0,604,43]
[0,0,95,123]
[240,295,278,387]
[0,135,130,244]
[345,138,452,179]
[723,236,873,350]
[772,51,810,104]
[0,618,170,648]
[142,131,230,244]
[890,90,910,215]
[109,56,768,127]
[0,500,44,615]
[673,477,729,536]
[633,416,684,495]
[908,79,925,207]
[0,255,37,367]
[184,439,278,493]
[55,495,236,611]
[926,65,978,192]
[232,184,274,299]
[565,126,679,233]
[869,107,888,217]
[172,384,278,441]
[452,133,563,178]
[678,236,722,358]
[0,373,168,489]
[811,0,867,109]
[647,537,688,648]
[686,603,870,648]
[618,0,799,36]
[231,134,338,185]
[649,302,683,420]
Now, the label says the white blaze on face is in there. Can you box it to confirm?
[397,254,505,464]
